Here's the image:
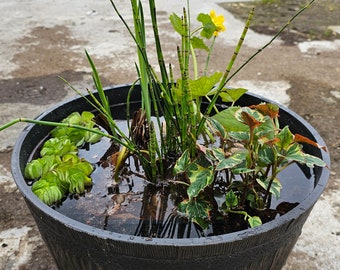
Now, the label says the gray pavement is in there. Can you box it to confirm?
[0,0,339,269]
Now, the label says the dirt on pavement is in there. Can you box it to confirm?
[220,0,340,44]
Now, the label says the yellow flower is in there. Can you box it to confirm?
[210,10,226,36]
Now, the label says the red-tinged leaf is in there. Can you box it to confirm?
[262,137,281,146]
[241,111,262,131]
[294,134,328,152]
[249,103,279,119]
[197,143,207,154]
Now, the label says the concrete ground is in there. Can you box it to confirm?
[0,0,339,269]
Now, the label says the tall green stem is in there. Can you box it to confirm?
[131,0,151,123]
[149,0,168,87]
[204,36,216,76]
[209,8,254,114]
[196,8,254,136]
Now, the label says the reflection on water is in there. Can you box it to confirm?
[53,127,315,238]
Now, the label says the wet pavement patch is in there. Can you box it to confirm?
[0,71,86,105]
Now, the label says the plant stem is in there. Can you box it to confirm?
[149,0,168,87]
[0,118,136,153]
[209,7,254,114]
[226,0,315,84]
[131,0,151,123]
[196,8,253,136]
[190,43,199,79]
[197,0,315,135]
[204,36,216,76]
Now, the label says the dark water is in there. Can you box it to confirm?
[50,124,316,238]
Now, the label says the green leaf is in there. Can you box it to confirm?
[173,72,222,101]
[24,155,59,179]
[228,131,250,141]
[31,173,65,205]
[51,111,101,146]
[62,153,79,163]
[282,141,326,168]
[277,126,294,150]
[231,166,254,175]
[178,199,211,229]
[33,184,63,206]
[80,111,96,124]
[169,13,185,35]
[283,143,305,163]
[25,159,43,179]
[64,112,83,125]
[31,152,93,205]
[55,156,93,193]
[219,88,248,103]
[205,117,227,139]
[253,117,275,140]
[193,217,210,230]
[67,169,90,194]
[40,138,78,157]
[73,159,94,176]
[225,190,238,208]
[248,216,262,228]
[210,147,226,161]
[197,13,216,39]
[303,153,327,168]
[187,163,214,199]
[212,107,249,132]
[246,193,257,208]
[84,130,102,144]
[216,150,248,171]
[258,145,275,165]
[27,111,98,206]
[256,177,282,199]
[190,36,209,51]
[189,72,222,99]
[173,149,190,174]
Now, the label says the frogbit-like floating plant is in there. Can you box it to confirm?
[0,0,326,232]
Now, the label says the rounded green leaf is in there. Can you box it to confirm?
[248,216,262,228]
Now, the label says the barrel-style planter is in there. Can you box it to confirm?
[11,84,330,269]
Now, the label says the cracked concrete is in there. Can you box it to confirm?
[0,0,339,269]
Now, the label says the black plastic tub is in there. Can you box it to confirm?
[11,84,330,270]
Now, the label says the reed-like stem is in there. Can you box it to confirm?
[131,0,151,123]
[149,0,168,87]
